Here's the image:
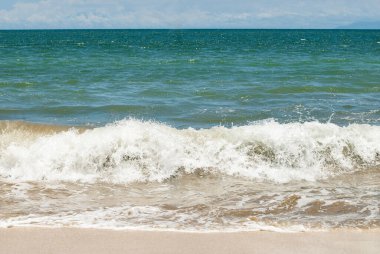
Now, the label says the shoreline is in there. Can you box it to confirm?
[1,227,379,254]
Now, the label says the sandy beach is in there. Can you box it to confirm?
[1,227,379,254]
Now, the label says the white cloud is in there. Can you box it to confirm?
[0,0,379,29]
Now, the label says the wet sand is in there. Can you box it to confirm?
[0,227,379,254]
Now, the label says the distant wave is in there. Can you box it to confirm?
[0,119,379,183]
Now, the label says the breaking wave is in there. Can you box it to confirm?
[0,119,379,183]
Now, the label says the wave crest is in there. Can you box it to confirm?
[0,119,379,183]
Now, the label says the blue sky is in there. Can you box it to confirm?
[0,0,380,29]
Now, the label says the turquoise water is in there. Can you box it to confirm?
[1,30,380,231]
[1,29,379,127]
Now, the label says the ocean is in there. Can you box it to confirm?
[0,29,379,231]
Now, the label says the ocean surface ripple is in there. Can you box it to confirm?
[1,30,379,232]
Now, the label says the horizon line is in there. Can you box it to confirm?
[1,28,380,31]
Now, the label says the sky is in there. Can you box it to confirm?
[0,0,380,29]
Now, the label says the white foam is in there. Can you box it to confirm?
[0,119,379,183]
[0,205,308,232]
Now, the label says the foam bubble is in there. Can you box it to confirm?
[0,119,379,183]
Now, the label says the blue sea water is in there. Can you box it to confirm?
[1,29,379,127]
[1,30,380,231]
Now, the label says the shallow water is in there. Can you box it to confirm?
[1,168,379,231]
[0,120,379,231]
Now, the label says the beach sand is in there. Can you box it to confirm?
[1,227,379,254]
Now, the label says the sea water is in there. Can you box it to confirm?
[0,29,379,231]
